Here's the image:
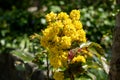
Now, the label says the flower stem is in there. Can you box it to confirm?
[69,67,74,80]
[46,52,49,80]
[70,73,74,80]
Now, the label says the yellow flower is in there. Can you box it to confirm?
[46,12,57,22]
[52,20,64,35]
[53,71,64,80]
[60,36,72,49]
[42,27,53,37]
[53,35,60,43]
[73,20,83,30]
[40,36,48,47]
[76,29,86,42]
[57,12,69,20]
[63,19,72,25]
[72,55,86,63]
[60,51,68,66]
[70,10,80,20]
[63,24,76,37]
[49,56,62,68]
[30,33,40,40]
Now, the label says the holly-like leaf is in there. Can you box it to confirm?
[11,50,34,63]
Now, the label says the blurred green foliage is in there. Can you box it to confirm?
[0,0,116,79]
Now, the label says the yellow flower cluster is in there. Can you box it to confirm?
[68,47,92,64]
[72,55,86,63]
[40,10,86,80]
[41,10,86,64]
[41,9,86,66]
[53,71,64,80]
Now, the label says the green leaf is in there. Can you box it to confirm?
[87,72,96,80]
[11,50,34,62]
[88,68,108,80]
[101,57,109,74]
[88,42,104,55]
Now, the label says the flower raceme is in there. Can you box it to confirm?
[30,9,105,80]
[40,10,90,80]
[41,9,86,65]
